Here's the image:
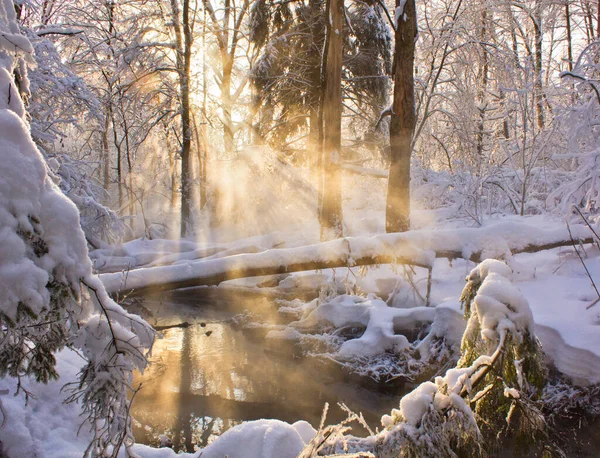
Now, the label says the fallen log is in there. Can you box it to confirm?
[98,222,595,296]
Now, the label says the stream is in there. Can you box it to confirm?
[130,288,408,453]
[130,288,600,456]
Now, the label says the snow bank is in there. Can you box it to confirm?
[0,350,90,458]
[197,420,315,458]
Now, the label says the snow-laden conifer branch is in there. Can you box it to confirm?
[0,4,154,456]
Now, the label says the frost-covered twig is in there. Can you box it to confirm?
[298,403,376,458]
[566,222,600,305]
[560,71,600,104]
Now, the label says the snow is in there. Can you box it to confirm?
[0,86,90,323]
[373,259,533,447]
[98,220,594,294]
[90,231,308,273]
[0,9,154,456]
[4,202,600,456]
[395,0,408,24]
[2,0,600,453]
[197,420,315,458]
[0,350,91,458]
[398,381,437,426]
[467,259,535,344]
[282,294,435,358]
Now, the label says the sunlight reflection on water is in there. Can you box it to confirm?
[131,289,403,452]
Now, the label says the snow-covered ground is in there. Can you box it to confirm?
[3,214,600,457]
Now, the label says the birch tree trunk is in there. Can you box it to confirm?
[533,0,544,130]
[170,0,194,237]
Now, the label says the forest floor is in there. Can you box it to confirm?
[2,183,600,457]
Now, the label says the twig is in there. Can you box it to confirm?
[560,71,600,104]
[153,321,191,331]
[573,206,600,247]
[426,267,433,307]
[587,297,600,310]
[566,222,600,306]
[0,389,8,429]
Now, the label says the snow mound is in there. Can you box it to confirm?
[461,259,535,349]
[197,419,315,458]
[286,294,435,359]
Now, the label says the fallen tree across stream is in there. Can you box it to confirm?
[98,221,595,296]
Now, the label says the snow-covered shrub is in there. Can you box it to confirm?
[316,260,547,457]
[455,260,547,452]
[411,153,558,224]
[543,377,600,422]
[547,42,600,220]
[47,153,126,247]
[0,4,153,456]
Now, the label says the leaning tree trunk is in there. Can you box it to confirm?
[319,0,344,239]
[386,0,417,233]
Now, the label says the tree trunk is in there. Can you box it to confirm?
[221,55,235,153]
[201,7,209,208]
[170,153,178,209]
[193,111,206,209]
[102,115,111,191]
[566,2,573,72]
[171,0,194,237]
[476,8,489,159]
[100,224,595,296]
[584,1,595,41]
[386,0,417,233]
[308,107,320,182]
[111,108,123,210]
[319,0,344,239]
[533,0,544,130]
[308,0,324,185]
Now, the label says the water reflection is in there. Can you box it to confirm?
[131,290,403,452]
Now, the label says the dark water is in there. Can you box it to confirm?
[130,288,405,452]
